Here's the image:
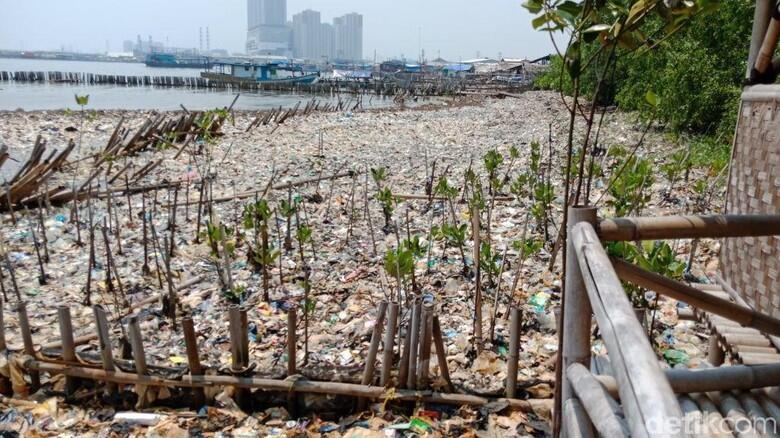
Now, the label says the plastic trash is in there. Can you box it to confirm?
[663,349,689,365]
[113,412,166,426]
[529,291,549,313]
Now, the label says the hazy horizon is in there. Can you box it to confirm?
[0,1,557,61]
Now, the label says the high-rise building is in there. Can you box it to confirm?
[246,0,291,56]
[320,23,335,61]
[292,9,321,60]
[333,13,363,62]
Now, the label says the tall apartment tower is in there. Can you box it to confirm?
[333,13,363,62]
[246,0,291,56]
[291,9,321,61]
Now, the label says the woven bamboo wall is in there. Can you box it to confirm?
[721,89,780,317]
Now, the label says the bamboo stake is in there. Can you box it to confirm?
[93,305,118,395]
[182,317,205,407]
[419,303,433,388]
[287,309,297,376]
[358,301,387,409]
[381,302,399,387]
[57,306,77,396]
[506,307,521,398]
[432,315,454,393]
[406,301,422,389]
[127,315,149,408]
[398,319,412,388]
[18,301,40,391]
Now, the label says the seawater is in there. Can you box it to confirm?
[0,58,395,111]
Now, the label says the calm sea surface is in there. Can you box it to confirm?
[0,58,395,111]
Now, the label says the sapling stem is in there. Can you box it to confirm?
[141,192,150,276]
[36,195,49,263]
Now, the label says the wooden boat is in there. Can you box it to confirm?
[201,61,319,85]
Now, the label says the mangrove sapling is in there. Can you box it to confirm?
[244,199,277,301]
[660,149,689,201]
[84,222,95,306]
[141,192,151,276]
[363,166,378,257]
[279,189,296,251]
[471,203,483,352]
[483,149,504,196]
[273,208,285,290]
[169,185,179,258]
[500,146,520,186]
[345,173,358,245]
[488,243,510,342]
[35,195,49,263]
[370,166,388,191]
[294,207,313,364]
[297,197,318,260]
[376,187,396,233]
[194,180,206,244]
[29,222,46,285]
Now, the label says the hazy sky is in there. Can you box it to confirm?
[0,1,557,61]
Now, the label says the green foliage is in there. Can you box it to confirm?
[74,94,89,106]
[279,198,298,218]
[606,155,654,217]
[435,177,459,199]
[433,223,468,248]
[384,234,427,283]
[296,225,312,245]
[608,240,685,307]
[371,167,388,186]
[532,0,746,142]
[375,187,396,227]
[483,149,503,176]
[513,237,544,257]
[479,242,502,281]
[204,222,235,258]
[243,199,272,230]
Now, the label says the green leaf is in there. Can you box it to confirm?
[522,0,543,14]
[74,94,89,106]
[645,90,659,107]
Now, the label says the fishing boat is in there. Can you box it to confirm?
[145,53,211,69]
[201,61,319,85]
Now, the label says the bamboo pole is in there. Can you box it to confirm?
[431,315,454,393]
[506,307,521,398]
[0,298,6,352]
[182,317,205,407]
[92,305,118,395]
[358,301,387,410]
[611,258,780,337]
[287,309,297,376]
[748,0,774,79]
[127,315,149,408]
[567,363,630,437]
[561,207,596,408]
[407,301,421,389]
[57,306,77,395]
[23,356,551,412]
[17,302,40,391]
[563,398,596,438]
[597,214,780,242]
[572,221,682,437]
[380,302,398,387]
[418,303,433,388]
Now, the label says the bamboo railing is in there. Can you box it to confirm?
[560,207,780,437]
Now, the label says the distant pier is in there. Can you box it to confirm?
[0,70,530,97]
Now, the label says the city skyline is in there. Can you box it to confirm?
[248,0,363,62]
[0,1,557,61]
